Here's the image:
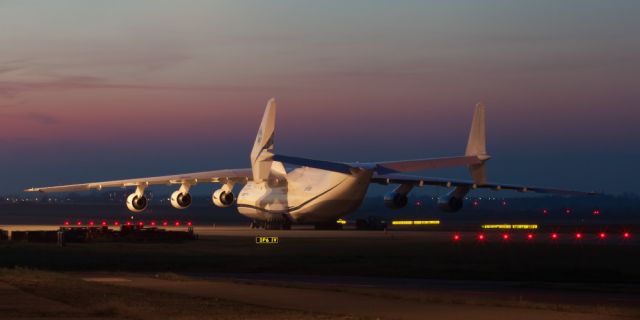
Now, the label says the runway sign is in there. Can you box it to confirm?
[256,236,279,244]
[481,224,538,230]
[391,220,440,225]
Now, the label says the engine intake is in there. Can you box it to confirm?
[126,193,148,213]
[437,186,470,212]
[384,192,409,209]
[170,191,192,209]
[212,189,235,207]
[383,183,413,209]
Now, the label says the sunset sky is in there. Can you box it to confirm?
[1,1,638,194]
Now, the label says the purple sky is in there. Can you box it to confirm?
[0,1,639,194]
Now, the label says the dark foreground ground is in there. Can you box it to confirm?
[1,228,638,283]
[0,228,639,319]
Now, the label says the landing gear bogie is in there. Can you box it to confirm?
[250,220,291,230]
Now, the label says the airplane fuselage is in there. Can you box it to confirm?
[237,166,373,223]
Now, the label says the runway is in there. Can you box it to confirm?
[196,227,638,245]
[1,224,639,318]
[3,223,636,250]
[1,224,636,245]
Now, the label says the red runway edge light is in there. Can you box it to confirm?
[551,233,559,240]
[452,234,461,241]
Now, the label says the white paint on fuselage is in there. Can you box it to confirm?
[237,165,373,223]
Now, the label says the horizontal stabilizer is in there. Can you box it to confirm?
[271,154,354,174]
[272,154,485,175]
[372,156,485,174]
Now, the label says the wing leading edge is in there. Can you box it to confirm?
[372,173,596,196]
[25,168,252,193]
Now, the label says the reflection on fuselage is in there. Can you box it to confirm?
[237,165,372,223]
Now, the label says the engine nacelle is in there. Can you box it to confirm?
[437,186,470,212]
[212,189,235,208]
[170,191,192,209]
[126,193,148,213]
[384,192,409,209]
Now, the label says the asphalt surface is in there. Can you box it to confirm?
[191,273,640,309]
[1,224,637,245]
[1,224,638,318]
[79,273,635,320]
[0,281,106,319]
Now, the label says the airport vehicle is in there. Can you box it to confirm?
[27,99,592,228]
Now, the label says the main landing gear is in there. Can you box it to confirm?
[250,220,291,230]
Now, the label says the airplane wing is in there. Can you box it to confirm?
[371,173,596,196]
[25,168,252,193]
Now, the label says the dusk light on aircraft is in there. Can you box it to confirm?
[27,99,593,229]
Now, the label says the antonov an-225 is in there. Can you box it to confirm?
[27,99,591,229]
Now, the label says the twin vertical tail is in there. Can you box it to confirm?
[250,99,487,184]
[465,103,490,185]
[250,98,277,182]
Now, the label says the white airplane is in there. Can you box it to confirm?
[26,98,592,228]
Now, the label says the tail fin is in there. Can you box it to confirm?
[465,103,489,185]
[250,98,276,182]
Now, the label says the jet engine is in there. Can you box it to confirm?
[437,186,470,212]
[383,183,413,209]
[170,190,192,209]
[384,192,409,209]
[212,189,235,207]
[126,193,148,213]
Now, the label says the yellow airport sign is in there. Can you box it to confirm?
[481,224,538,230]
[391,220,440,225]
[255,236,279,244]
